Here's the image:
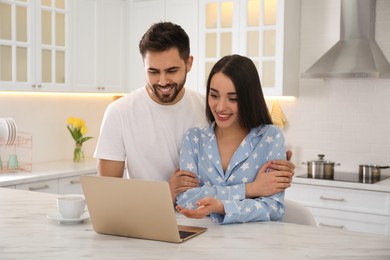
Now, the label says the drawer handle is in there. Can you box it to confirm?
[69,180,81,184]
[319,195,345,202]
[29,184,49,191]
[319,223,344,229]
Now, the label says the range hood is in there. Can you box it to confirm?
[301,0,390,78]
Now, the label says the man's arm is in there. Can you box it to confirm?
[246,162,293,198]
[169,168,199,203]
[97,159,125,178]
[246,150,295,198]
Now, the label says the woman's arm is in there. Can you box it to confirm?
[177,126,287,224]
[176,192,284,224]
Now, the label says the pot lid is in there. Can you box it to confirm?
[309,154,335,164]
[359,164,390,169]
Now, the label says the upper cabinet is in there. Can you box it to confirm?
[1,0,299,95]
[128,0,199,92]
[0,0,71,92]
[72,0,128,93]
[199,0,300,96]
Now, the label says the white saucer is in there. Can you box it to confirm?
[47,211,90,224]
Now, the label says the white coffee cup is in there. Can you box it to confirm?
[57,194,86,219]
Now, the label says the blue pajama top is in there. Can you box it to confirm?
[177,122,286,224]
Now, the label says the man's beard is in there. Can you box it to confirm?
[149,75,186,104]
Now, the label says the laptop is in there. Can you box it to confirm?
[80,175,207,243]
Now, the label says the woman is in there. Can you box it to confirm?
[176,55,286,224]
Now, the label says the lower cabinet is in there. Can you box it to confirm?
[285,183,390,236]
[58,175,88,195]
[309,207,390,235]
[16,179,59,194]
[14,173,96,195]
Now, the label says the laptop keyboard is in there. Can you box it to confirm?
[179,230,196,239]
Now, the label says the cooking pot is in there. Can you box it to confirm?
[359,165,389,183]
[302,154,340,179]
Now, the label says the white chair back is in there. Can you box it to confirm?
[284,199,316,226]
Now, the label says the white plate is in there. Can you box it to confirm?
[9,118,17,146]
[6,118,16,146]
[0,118,8,144]
[5,118,12,146]
[47,211,90,224]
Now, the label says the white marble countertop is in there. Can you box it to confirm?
[1,188,390,259]
[0,158,97,186]
[293,167,390,193]
[2,160,390,193]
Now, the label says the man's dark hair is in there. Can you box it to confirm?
[139,22,190,62]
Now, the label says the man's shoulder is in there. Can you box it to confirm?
[186,89,205,100]
[185,89,206,109]
[111,88,146,106]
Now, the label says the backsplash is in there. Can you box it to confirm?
[280,0,390,172]
[279,79,390,173]
[0,94,112,163]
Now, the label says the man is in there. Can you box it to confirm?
[94,22,294,202]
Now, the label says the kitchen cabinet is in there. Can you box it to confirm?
[286,183,390,236]
[0,0,71,92]
[128,0,199,92]
[11,173,96,195]
[198,0,300,96]
[72,0,128,93]
[16,179,59,194]
[58,175,88,195]
[1,159,98,195]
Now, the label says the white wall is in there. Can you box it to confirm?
[280,0,390,173]
[0,93,112,163]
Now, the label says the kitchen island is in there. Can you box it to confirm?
[1,188,389,259]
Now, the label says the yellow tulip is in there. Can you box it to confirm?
[74,118,83,129]
[67,116,75,125]
[80,126,88,135]
[67,116,93,147]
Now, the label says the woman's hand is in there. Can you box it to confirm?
[176,197,224,219]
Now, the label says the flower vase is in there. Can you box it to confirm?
[73,144,84,162]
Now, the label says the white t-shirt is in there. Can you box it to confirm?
[94,87,207,181]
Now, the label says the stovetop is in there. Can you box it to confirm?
[296,172,390,184]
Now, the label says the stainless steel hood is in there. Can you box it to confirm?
[301,0,390,78]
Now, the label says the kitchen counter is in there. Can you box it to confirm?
[0,158,97,187]
[2,162,389,193]
[293,167,390,193]
[1,188,390,259]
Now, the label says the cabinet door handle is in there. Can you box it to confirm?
[69,180,81,185]
[319,195,345,202]
[319,223,344,229]
[29,184,49,191]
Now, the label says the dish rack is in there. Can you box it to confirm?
[0,132,32,173]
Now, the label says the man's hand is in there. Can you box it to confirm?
[169,169,199,203]
[246,162,291,198]
[176,196,224,219]
[246,155,295,198]
[268,150,295,175]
